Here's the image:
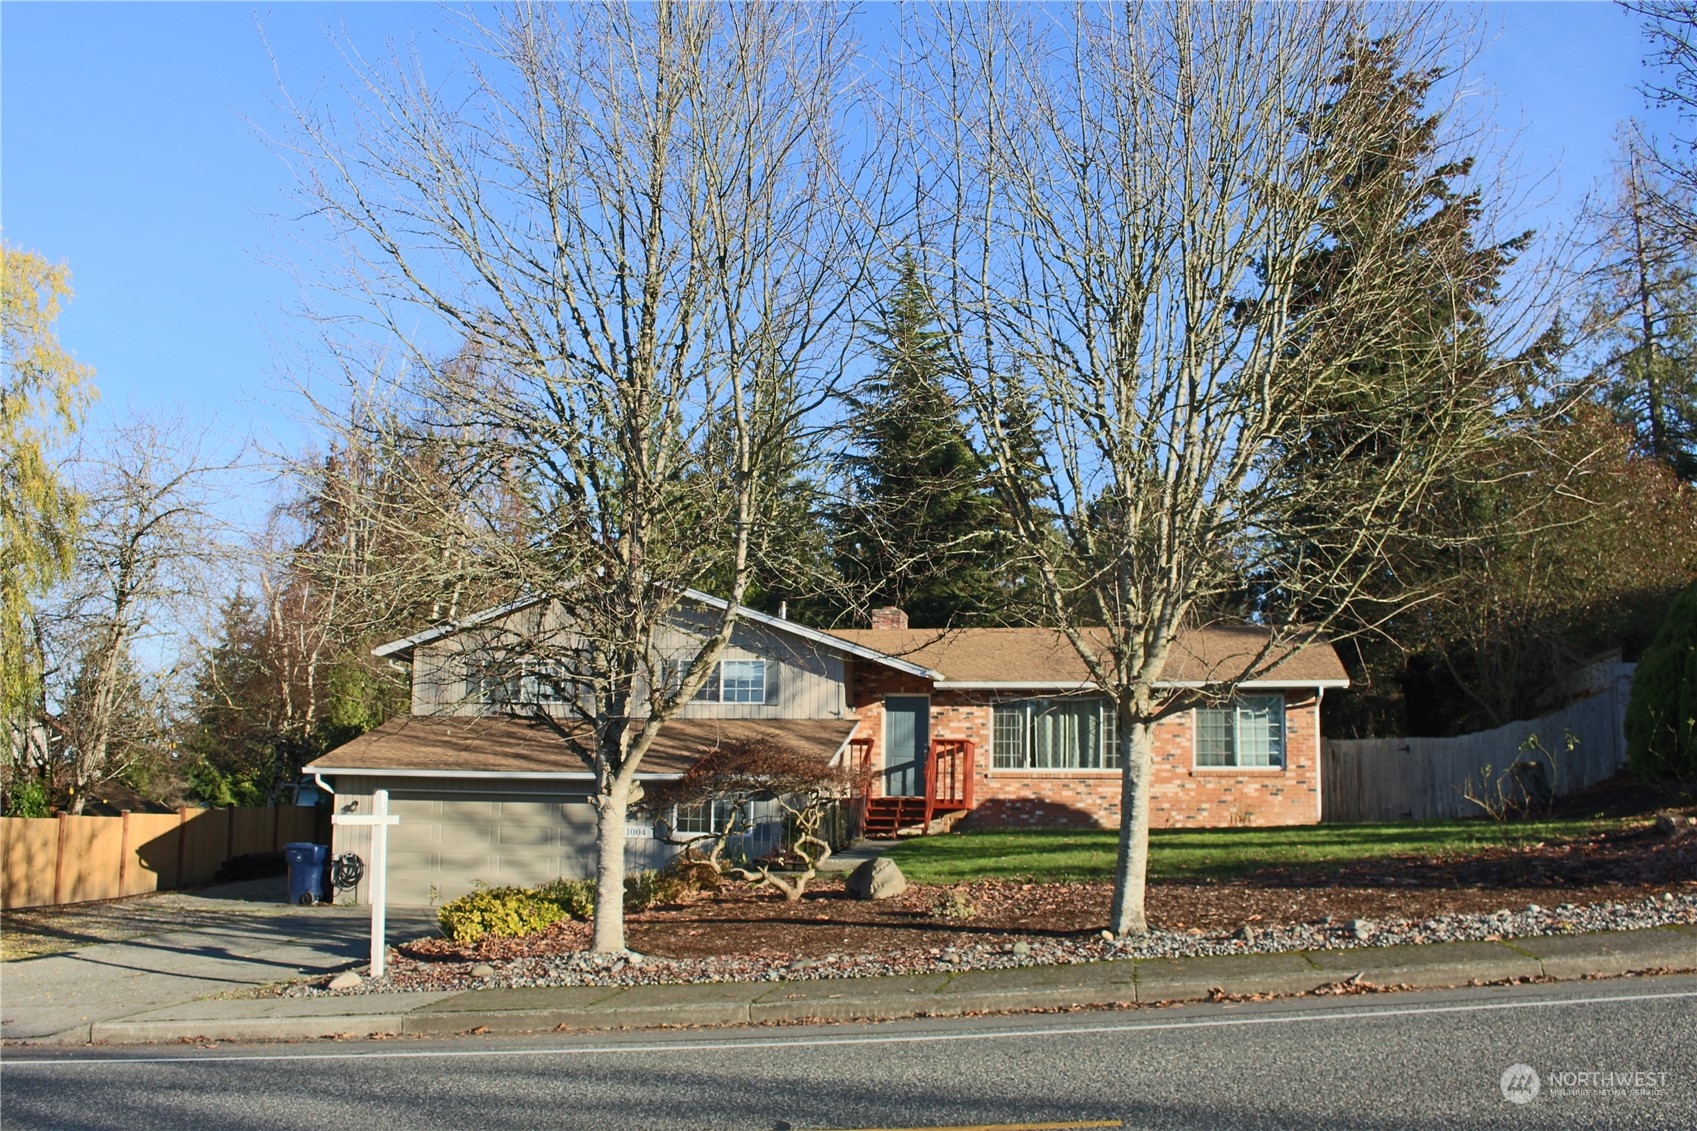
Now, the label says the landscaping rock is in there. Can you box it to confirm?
[328,971,362,991]
[470,964,496,978]
[1234,924,1259,944]
[288,890,1697,999]
[845,857,907,900]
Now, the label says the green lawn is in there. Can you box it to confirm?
[878,816,1632,885]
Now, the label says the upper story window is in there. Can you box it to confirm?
[715,659,767,703]
[670,657,769,704]
[474,661,570,710]
[473,666,521,708]
[522,662,570,707]
[992,697,1119,770]
[1195,694,1285,768]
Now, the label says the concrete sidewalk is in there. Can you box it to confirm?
[21,924,1694,1046]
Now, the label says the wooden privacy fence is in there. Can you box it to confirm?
[1322,665,1635,824]
[1,805,330,910]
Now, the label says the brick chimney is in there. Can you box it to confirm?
[869,606,909,630]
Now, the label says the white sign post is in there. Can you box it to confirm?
[331,788,400,978]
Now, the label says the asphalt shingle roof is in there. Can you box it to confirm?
[826,625,1349,685]
[305,715,859,777]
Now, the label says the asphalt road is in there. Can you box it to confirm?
[4,976,1694,1130]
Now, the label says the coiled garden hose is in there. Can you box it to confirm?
[330,852,366,891]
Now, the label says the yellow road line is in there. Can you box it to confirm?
[827,1122,1122,1131]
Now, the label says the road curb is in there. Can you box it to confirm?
[90,1015,412,1044]
[42,927,1697,1046]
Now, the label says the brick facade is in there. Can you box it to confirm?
[848,660,1322,829]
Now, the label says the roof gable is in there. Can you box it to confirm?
[369,590,943,680]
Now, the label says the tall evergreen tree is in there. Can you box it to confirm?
[179,592,282,805]
[1581,133,1697,483]
[834,259,1004,627]
[1256,36,1540,736]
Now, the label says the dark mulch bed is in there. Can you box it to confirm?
[402,810,1697,965]
[1547,770,1694,820]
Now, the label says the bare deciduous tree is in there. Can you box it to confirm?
[904,2,1553,934]
[285,1,879,951]
[42,419,228,812]
[1630,1,1697,237]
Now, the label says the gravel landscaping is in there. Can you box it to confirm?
[291,888,1697,998]
[265,799,1697,998]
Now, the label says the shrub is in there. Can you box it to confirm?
[531,877,597,920]
[930,887,977,920]
[5,779,50,818]
[1627,581,1697,783]
[521,861,707,924]
[623,859,704,911]
[437,885,567,943]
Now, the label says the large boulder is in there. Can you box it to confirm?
[845,857,907,900]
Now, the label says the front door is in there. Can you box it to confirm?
[883,696,929,797]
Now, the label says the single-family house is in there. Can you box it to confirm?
[304,595,1347,906]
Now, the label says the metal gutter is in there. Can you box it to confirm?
[305,767,683,781]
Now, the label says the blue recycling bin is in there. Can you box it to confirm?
[284,842,328,905]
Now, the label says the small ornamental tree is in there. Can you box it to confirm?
[1626,580,1697,782]
[645,736,846,902]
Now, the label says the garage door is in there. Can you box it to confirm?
[386,791,598,907]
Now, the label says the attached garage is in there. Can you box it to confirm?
[385,790,598,907]
[305,715,858,907]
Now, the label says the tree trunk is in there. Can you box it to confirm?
[1108,716,1155,936]
[590,780,631,953]
[1628,149,1670,465]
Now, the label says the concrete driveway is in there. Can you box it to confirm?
[1,879,438,1043]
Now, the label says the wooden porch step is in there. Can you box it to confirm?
[861,797,970,839]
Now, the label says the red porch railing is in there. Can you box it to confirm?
[922,738,977,831]
[846,737,875,839]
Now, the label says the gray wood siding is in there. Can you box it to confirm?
[324,773,676,907]
[409,644,465,716]
[660,612,848,721]
[406,603,850,722]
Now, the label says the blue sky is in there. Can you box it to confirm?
[0,2,1683,483]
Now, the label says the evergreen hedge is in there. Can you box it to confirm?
[1626,580,1697,782]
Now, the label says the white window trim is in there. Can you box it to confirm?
[1191,694,1288,772]
[666,798,752,838]
[521,660,571,706]
[717,658,768,704]
[471,665,522,709]
[988,696,1120,774]
[679,657,769,705]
